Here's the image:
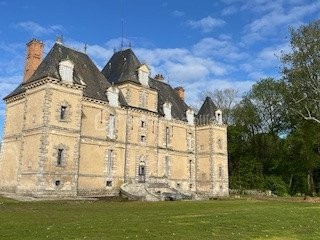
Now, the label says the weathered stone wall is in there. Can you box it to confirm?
[0,97,25,192]
[0,77,229,198]
[118,83,158,112]
[196,124,228,196]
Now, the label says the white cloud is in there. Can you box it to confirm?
[0,76,22,99]
[172,10,185,17]
[242,1,320,44]
[186,16,225,33]
[0,35,272,109]
[192,37,247,61]
[239,42,290,82]
[222,6,238,16]
[256,43,290,66]
[13,21,64,36]
[0,42,25,76]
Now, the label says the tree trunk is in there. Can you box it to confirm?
[307,170,315,196]
[288,174,293,189]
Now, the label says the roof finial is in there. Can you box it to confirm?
[56,35,63,45]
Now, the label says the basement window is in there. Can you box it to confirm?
[106,181,112,187]
[55,180,61,187]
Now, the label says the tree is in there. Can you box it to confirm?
[281,20,320,124]
[247,78,288,134]
[284,121,320,195]
[202,88,238,125]
[228,79,289,193]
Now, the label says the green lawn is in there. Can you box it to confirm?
[0,196,320,240]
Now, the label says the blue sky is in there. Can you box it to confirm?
[0,0,319,139]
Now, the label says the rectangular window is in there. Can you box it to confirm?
[131,116,134,130]
[139,165,145,176]
[165,127,170,148]
[141,121,146,128]
[57,149,63,166]
[141,92,147,108]
[108,115,115,139]
[218,139,223,149]
[219,167,223,178]
[107,150,113,175]
[164,156,169,177]
[60,106,67,120]
[187,133,192,150]
[140,135,146,142]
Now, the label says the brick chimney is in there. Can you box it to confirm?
[23,39,44,82]
[174,86,185,101]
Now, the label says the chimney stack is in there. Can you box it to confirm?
[154,74,164,81]
[174,86,185,101]
[23,39,44,82]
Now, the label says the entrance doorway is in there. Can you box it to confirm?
[138,162,146,183]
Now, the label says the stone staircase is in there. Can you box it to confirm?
[120,181,193,201]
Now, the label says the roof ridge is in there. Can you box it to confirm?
[57,43,88,56]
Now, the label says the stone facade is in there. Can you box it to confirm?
[0,39,229,198]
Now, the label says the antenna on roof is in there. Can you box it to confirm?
[120,0,125,51]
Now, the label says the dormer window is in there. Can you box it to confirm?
[163,101,172,120]
[59,59,74,84]
[137,64,150,86]
[107,86,120,107]
[215,109,223,124]
[186,108,194,125]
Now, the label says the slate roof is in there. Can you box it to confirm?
[101,48,141,84]
[197,97,217,123]
[5,44,192,122]
[101,48,190,121]
[5,43,127,105]
[149,78,189,121]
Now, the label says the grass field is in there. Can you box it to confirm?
[0,196,320,240]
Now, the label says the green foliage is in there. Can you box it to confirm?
[227,20,320,196]
[1,197,320,239]
[264,176,288,196]
[281,20,320,124]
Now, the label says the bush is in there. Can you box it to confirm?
[264,176,288,196]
